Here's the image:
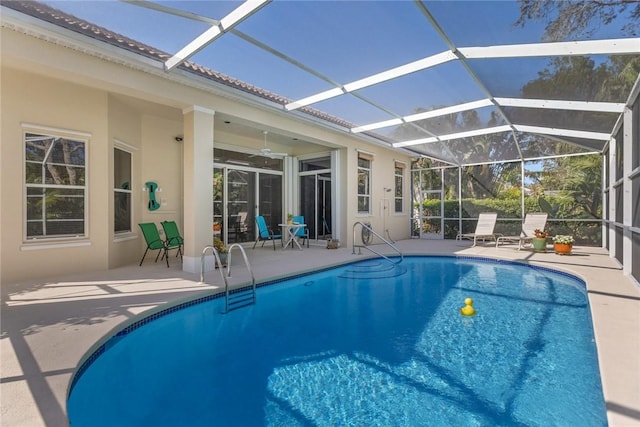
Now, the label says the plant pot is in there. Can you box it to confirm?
[554,243,572,255]
[216,253,228,268]
[532,237,547,252]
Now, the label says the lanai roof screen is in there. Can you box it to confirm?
[35,0,640,165]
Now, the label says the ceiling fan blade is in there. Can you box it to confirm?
[247,131,288,158]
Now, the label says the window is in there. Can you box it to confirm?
[357,152,372,214]
[25,131,86,240]
[114,147,132,233]
[394,161,405,213]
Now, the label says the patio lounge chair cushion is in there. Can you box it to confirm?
[456,212,500,247]
[252,215,282,251]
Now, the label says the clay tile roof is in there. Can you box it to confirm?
[2,0,355,130]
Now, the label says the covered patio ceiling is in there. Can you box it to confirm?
[13,0,640,166]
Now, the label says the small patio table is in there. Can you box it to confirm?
[279,223,307,250]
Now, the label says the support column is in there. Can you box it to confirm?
[182,106,215,274]
[608,136,617,259]
[331,149,341,243]
[622,106,632,276]
[284,156,295,217]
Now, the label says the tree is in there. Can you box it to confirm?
[515,0,639,41]
[540,153,602,218]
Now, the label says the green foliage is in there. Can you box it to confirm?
[213,171,223,200]
[515,0,639,41]
[417,191,601,244]
[213,237,227,253]
[498,187,521,200]
[553,235,575,245]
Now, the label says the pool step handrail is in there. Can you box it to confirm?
[352,221,403,264]
[200,243,256,313]
[224,244,257,313]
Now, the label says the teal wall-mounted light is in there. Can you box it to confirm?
[144,181,161,211]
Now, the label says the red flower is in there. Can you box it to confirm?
[534,229,548,238]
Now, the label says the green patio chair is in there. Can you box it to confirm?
[161,220,184,262]
[252,215,282,250]
[138,222,169,267]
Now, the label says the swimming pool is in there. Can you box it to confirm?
[67,256,607,426]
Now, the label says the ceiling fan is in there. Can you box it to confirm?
[252,131,287,158]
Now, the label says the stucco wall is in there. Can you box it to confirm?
[1,68,110,283]
[139,114,184,257]
[343,143,412,247]
[107,95,142,268]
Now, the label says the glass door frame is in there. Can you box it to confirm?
[298,157,332,242]
[214,164,283,246]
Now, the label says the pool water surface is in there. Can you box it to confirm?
[67,256,607,426]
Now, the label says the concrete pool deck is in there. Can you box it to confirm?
[1,239,639,426]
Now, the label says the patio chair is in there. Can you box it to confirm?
[160,220,184,262]
[252,215,282,250]
[455,212,500,247]
[230,211,248,242]
[496,212,548,250]
[138,222,170,267]
[292,215,309,248]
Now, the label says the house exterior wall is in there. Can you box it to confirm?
[107,95,142,268]
[346,142,412,245]
[1,27,412,283]
[106,97,185,269]
[139,113,184,246]
[1,67,111,282]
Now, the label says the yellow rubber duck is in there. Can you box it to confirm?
[460,297,476,316]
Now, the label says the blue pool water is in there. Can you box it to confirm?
[67,256,607,426]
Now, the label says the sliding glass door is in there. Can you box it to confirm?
[214,148,283,245]
[258,173,282,236]
[299,157,332,241]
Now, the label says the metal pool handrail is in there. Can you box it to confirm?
[200,243,256,313]
[352,221,403,264]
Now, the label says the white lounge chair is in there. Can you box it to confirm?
[456,212,500,247]
[496,212,548,250]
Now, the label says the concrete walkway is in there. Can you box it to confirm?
[2,239,639,426]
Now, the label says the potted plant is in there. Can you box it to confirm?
[287,213,294,225]
[213,237,228,266]
[553,235,574,255]
[532,229,548,252]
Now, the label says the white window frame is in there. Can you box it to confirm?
[114,140,135,235]
[23,124,89,242]
[357,151,373,214]
[394,161,406,213]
